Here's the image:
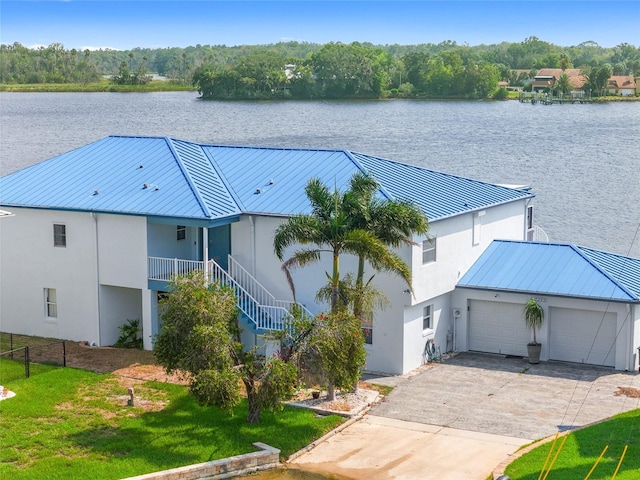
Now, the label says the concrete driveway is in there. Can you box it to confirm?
[369,352,640,439]
[291,353,640,479]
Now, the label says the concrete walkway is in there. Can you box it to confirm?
[291,415,529,480]
[291,353,640,479]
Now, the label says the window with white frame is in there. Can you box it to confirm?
[177,225,186,241]
[527,205,534,230]
[473,211,484,246]
[45,288,58,318]
[53,224,66,247]
[422,236,436,264]
[362,314,373,345]
[423,304,433,331]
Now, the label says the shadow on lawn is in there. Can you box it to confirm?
[65,385,339,475]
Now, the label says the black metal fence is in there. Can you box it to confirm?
[0,334,67,383]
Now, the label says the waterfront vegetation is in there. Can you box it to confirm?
[504,409,640,480]
[1,38,638,99]
[0,363,344,480]
[0,78,195,92]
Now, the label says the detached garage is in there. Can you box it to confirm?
[455,240,640,371]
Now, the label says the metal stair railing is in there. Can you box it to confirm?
[207,259,294,331]
[227,255,314,320]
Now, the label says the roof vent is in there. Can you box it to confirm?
[154,186,159,191]
[138,164,143,169]
[143,183,150,189]
[255,188,263,194]
[268,178,274,185]
[93,189,99,196]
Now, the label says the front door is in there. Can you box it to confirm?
[208,224,231,269]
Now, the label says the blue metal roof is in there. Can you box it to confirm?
[352,152,532,220]
[0,135,532,222]
[0,136,240,220]
[458,240,640,303]
[203,145,362,215]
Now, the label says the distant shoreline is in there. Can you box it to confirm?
[1,83,638,103]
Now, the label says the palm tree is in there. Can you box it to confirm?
[274,174,419,315]
[554,73,572,98]
[345,172,429,320]
[274,176,395,313]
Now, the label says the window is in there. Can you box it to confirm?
[177,225,186,241]
[422,237,436,264]
[53,224,66,247]
[45,288,57,318]
[473,211,484,246]
[526,205,534,230]
[362,315,373,345]
[423,305,433,331]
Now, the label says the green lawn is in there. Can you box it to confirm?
[505,409,640,480]
[0,363,344,480]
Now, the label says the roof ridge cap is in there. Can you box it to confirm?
[164,138,213,218]
[570,244,638,301]
[200,148,245,211]
[343,150,394,201]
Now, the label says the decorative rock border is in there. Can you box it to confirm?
[123,442,280,480]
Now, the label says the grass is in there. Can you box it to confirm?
[0,80,197,93]
[0,332,61,351]
[0,363,345,480]
[505,409,640,480]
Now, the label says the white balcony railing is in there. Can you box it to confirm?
[148,256,206,281]
[148,256,311,331]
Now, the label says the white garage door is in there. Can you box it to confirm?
[469,300,530,357]
[549,307,616,367]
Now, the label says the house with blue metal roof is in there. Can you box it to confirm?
[454,240,640,370]
[1,135,544,374]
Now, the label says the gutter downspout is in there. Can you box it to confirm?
[92,213,102,346]
[249,215,256,275]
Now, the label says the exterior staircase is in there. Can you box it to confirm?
[148,255,313,332]
[209,255,314,332]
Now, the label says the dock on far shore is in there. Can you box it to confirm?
[519,91,593,105]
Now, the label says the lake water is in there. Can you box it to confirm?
[1,92,638,258]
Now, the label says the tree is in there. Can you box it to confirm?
[554,72,572,96]
[308,311,367,396]
[344,172,428,321]
[274,176,397,314]
[523,297,544,345]
[154,273,298,423]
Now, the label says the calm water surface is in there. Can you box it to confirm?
[1,92,638,257]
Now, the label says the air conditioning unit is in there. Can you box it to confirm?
[452,308,462,318]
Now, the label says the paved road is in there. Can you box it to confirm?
[292,353,640,480]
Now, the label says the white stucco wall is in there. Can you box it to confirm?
[410,201,528,307]
[99,286,142,346]
[147,222,197,260]
[229,199,528,374]
[98,214,147,288]
[0,208,101,344]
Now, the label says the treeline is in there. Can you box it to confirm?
[1,38,639,99]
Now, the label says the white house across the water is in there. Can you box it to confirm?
[1,135,638,374]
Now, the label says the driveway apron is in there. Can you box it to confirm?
[292,353,640,479]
